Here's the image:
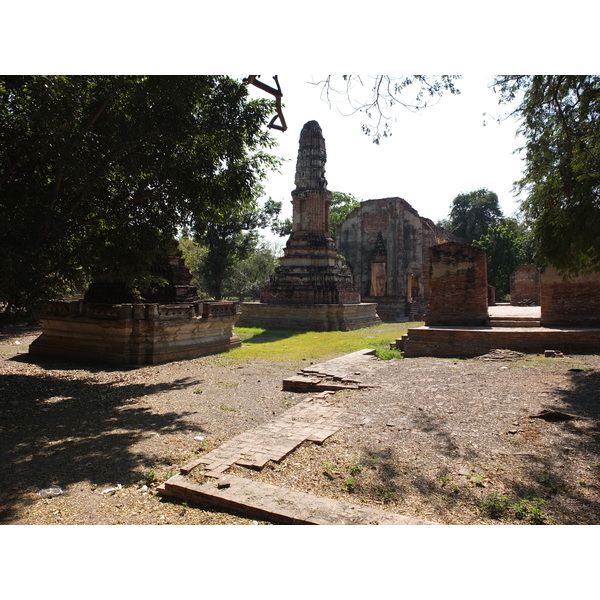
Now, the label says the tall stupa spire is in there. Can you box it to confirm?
[294,120,328,191]
[291,120,331,237]
[238,120,380,331]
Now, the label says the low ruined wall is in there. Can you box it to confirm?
[29,300,241,365]
[424,243,488,326]
[403,325,600,357]
[540,266,600,327]
[510,265,540,305]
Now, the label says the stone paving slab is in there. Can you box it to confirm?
[158,475,436,525]
[283,349,380,392]
[298,348,377,379]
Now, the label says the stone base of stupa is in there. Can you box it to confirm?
[238,302,380,332]
[29,299,241,365]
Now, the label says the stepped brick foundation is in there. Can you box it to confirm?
[402,325,600,358]
[29,300,240,365]
[239,302,379,332]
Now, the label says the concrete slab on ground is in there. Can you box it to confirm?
[158,474,436,525]
[488,304,540,318]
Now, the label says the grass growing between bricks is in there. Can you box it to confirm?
[226,322,422,363]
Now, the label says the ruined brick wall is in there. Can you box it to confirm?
[540,266,600,327]
[336,197,456,320]
[424,242,488,326]
[510,264,541,305]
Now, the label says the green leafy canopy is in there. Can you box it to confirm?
[0,76,281,316]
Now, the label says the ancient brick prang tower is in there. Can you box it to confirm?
[260,120,361,305]
[239,121,379,331]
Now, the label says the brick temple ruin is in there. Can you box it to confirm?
[337,199,457,321]
[29,243,241,365]
[396,241,600,357]
[238,120,380,331]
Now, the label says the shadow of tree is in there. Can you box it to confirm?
[349,367,600,523]
[235,328,300,345]
[503,368,600,523]
[0,370,202,522]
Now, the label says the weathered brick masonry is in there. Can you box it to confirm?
[337,197,456,321]
[424,242,488,326]
[541,266,600,327]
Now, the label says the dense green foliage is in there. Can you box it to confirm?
[225,240,282,301]
[443,188,534,298]
[0,75,279,316]
[493,75,600,275]
[329,191,361,239]
[183,198,287,300]
[473,218,534,298]
[447,188,503,242]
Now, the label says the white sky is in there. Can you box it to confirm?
[248,75,526,226]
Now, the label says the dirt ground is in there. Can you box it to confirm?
[2,326,600,525]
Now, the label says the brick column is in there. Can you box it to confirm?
[424,242,488,326]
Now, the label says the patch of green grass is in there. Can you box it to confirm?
[219,404,240,412]
[513,498,548,523]
[342,476,357,493]
[537,472,558,495]
[481,493,513,519]
[349,463,363,476]
[469,473,486,487]
[374,347,403,360]
[139,469,158,486]
[322,462,335,480]
[374,485,398,503]
[227,323,421,364]
[438,474,452,487]
[481,493,550,523]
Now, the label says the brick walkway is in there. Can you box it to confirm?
[180,391,349,477]
[159,352,438,524]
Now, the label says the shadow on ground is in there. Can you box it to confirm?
[511,368,600,523]
[235,328,301,345]
[349,366,600,524]
[0,367,201,522]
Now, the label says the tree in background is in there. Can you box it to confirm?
[183,198,288,300]
[316,75,600,277]
[0,75,279,317]
[224,240,282,301]
[314,76,461,144]
[329,191,361,239]
[493,75,600,275]
[443,189,534,299]
[473,217,535,298]
[447,188,503,243]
